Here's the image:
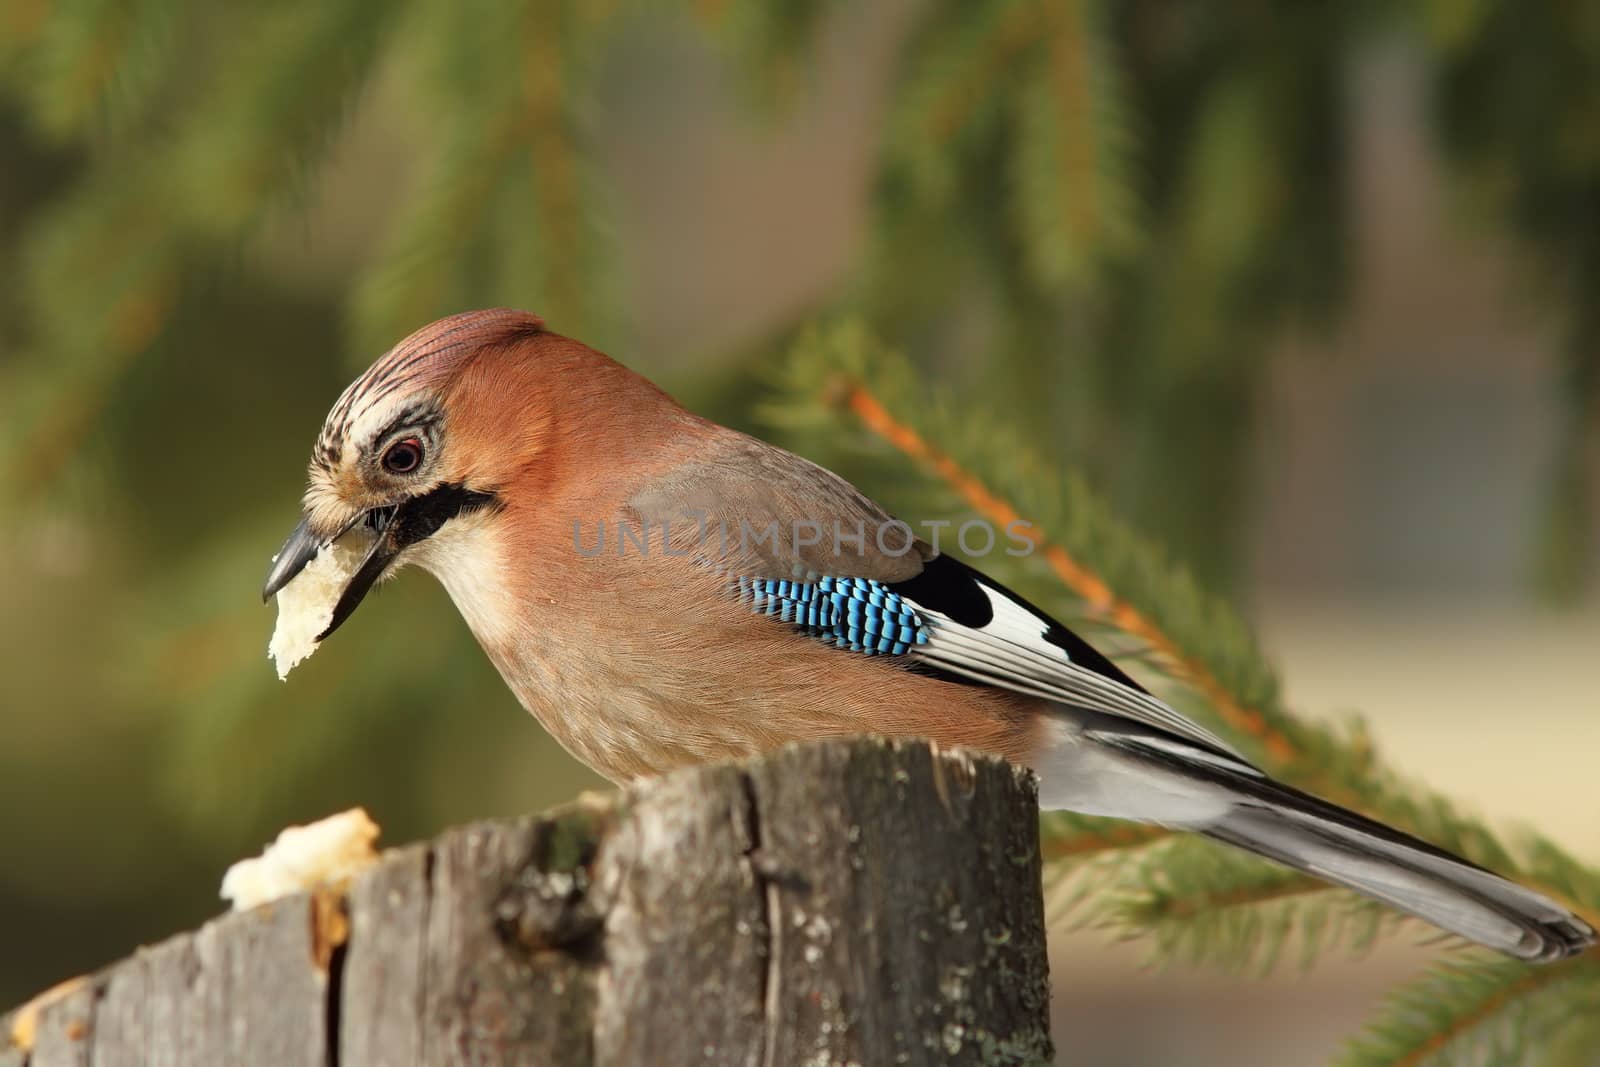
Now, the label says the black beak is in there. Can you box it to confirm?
[262,513,326,602]
[262,507,401,641]
[262,483,498,641]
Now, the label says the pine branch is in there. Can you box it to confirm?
[1040,827,1410,976]
[168,0,399,236]
[764,320,1600,951]
[1530,308,1599,604]
[1424,1,1600,603]
[4,159,183,500]
[689,0,835,113]
[879,0,1039,205]
[0,3,47,73]
[350,0,613,353]
[496,2,610,341]
[800,325,1304,767]
[22,0,188,140]
[1527,1007,1600,1067]
[1336,957,1600,1067]
[1008,0,1141,291]
[1086,836,1399,975]
[7,1,397,500]
[1038,812,1170,860]
[348,102,510,354]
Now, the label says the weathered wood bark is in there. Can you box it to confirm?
[3,739,1053,1066]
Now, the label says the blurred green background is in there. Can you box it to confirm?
[1,2,1597,1064]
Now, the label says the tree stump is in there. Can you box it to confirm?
[2,738,1053,1066]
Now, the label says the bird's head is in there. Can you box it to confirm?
[261,308,559,639]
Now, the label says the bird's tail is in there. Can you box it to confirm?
[1196,773,1593,962]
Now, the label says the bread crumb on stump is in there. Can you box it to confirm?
[221,807,381,912]
[7,976,89,1052]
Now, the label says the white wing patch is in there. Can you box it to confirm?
[909,582,1262,777]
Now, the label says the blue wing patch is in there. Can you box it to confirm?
[738,576,930,655]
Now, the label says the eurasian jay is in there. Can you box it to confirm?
[263,308,1593,962]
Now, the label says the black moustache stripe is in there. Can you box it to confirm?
[395,483,500,546]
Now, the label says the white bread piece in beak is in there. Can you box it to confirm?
[267,534,369,679]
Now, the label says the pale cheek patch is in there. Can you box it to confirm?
[220,808,380,911]
[267,533,371,680]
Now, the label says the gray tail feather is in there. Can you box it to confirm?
[1202,790,1593,963]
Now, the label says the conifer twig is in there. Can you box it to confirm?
[1127,872,1329,923]
[844,383,1299,763]
[1337,958,1600,1067]
[805,359,1600,949]
[1041,821,1171,860]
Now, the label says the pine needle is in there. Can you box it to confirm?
[23,0,188,139]
[1008,0,1141,291]
[1088,836,1397,976]
[1336,958,1600,1067]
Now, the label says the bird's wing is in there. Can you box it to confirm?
[628,432,931,582]
[629,432,1258,772]
[889,553,1257,769]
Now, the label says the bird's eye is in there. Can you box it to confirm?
[382,438,424,474]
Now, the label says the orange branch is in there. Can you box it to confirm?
[1142,874,1330,921]
[1387,964,1579,1067]
[844,385,1298,764]
[840,379,1600,950]
[1042,822,1172,860]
